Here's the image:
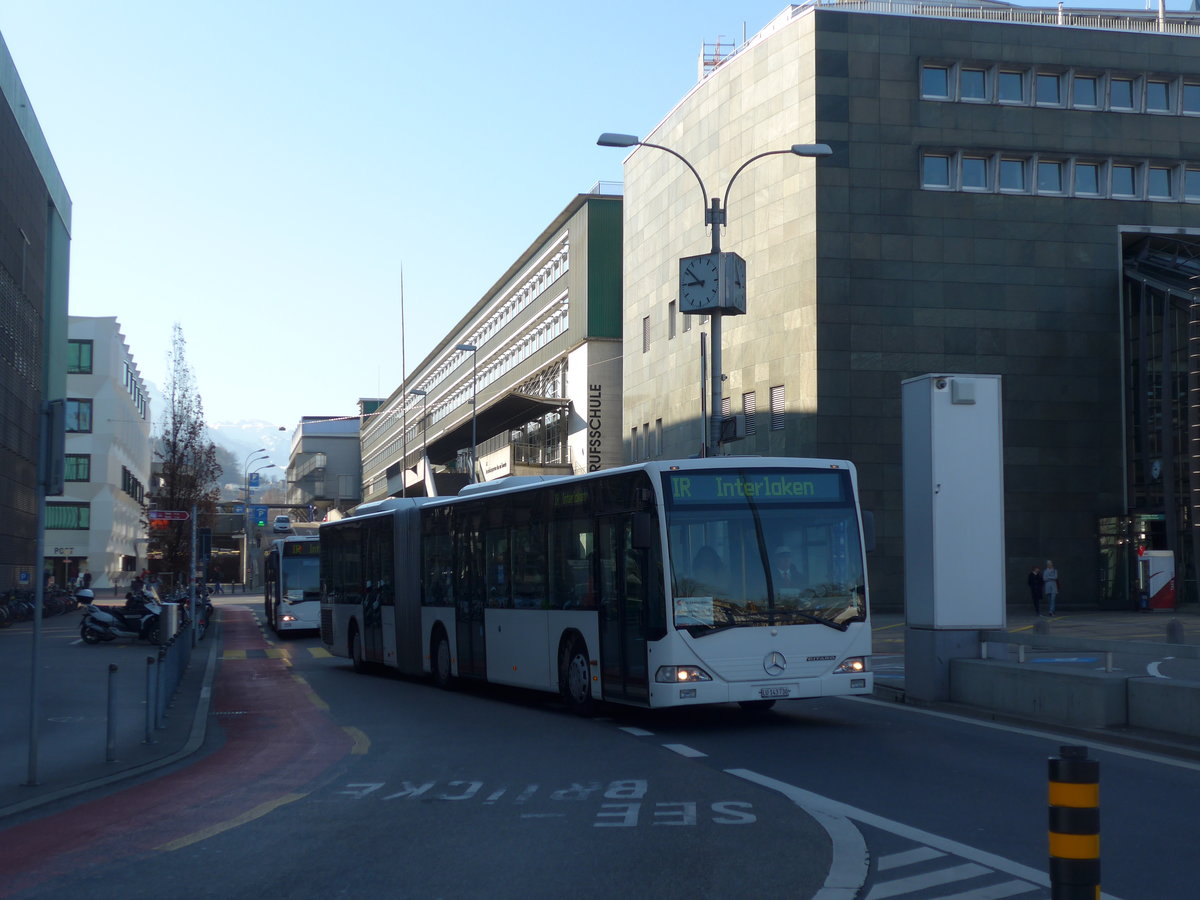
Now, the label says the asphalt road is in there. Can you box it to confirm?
[3,600,1198,899]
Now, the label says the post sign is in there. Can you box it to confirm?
[148,510,190,521]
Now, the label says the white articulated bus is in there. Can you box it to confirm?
[264,535,321,634]
[319,458,872,712]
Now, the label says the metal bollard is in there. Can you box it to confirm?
[144,656,157,744]
[106,664,118,762]
[1048,745,1100,899]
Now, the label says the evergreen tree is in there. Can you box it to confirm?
[149,324,220,584]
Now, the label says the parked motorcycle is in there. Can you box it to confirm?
[78,589,162,644]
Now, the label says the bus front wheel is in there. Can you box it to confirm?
[560,637,595,716]
[432,632,453,689]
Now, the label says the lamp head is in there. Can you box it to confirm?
[456,343,477,353]
[409,388,427,396]
[791,143,833,157]
[597,133,640,148]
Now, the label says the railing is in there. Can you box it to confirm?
[801,0,1200,37]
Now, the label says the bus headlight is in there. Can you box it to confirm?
[834,657,868,674]
[281,615,297,624]
[655,666,713,683]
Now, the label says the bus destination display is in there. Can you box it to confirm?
[666,470,847,505]
[283,540,320,557]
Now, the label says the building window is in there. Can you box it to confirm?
[642,316,650,353]
[998,70,1024,103]
[743,391,757,436]
[1074,162,1101,195]
[655,419,663,457]
[65,399,93,433]
[770,385,785,431]
[46,502,90,530]
[999,158,1027,192]
[630,427,638,461]
[921,65,950,99]
[1035,72,1062,105]
[1184,83,1200,114]
[962,156,989,190]
[1110,77,1136,110]
[720,397,731,418]
[668,300,676,340]
[1073,74,1099,108]
[1112,164,1137,197]
[1037,160,1064,193]
[64,453,90,482]
[1148,167,1173,199]
[922,154,951,188]
[1146,80,1171,112]
[67,340,93,374]
[1186,169,1200,201]
[960,68,987,101]
[64,454,91,482]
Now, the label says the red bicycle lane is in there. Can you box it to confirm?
[0,606,352,897]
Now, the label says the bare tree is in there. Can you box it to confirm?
[150,324,220,584]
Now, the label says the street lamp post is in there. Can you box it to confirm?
[409,389,428,492]
[598,132,832,455]
[456,343,478,482]
[242,450,270,589]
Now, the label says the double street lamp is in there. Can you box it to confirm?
[598,132,832,455]
[456,343,478,482]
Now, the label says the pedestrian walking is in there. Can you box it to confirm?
[1042,560,1059,616]
[1027,565,1043,616]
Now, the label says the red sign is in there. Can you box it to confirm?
[148,510,190,521]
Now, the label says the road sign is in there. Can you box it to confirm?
[148,510,190,521]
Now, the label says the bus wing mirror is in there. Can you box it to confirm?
[632,512,655,550]
[861,511,876,554]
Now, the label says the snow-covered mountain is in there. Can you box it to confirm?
[208,420,293,470]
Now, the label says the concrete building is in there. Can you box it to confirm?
[44,317,151,590]
[0,31,71,591]
[361,190,624,501]
[286,411,369,520]
[616,1,1200,610]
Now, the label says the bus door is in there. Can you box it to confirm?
[455,512,487,678]
[598,516,649,702]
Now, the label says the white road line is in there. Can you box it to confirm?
[842,695,1200,773]
[865,862,990,899]
[662,743,707,758]
[877,847,946,871]
[727,768,1126,900]
[1146,659,1172,678]
[620,726,654,737]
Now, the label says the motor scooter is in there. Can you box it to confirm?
[78,589,163,644]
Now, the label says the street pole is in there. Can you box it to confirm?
[456,343,478,482]
[597,133,831,457]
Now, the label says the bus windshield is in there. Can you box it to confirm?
[663,468,866,635]
[282,550,321,601]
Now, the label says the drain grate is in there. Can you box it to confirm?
[214,710,250,717]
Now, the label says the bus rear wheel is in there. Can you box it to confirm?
[432,632,453,689]
[560,637,595,716]
[350,630,367,673]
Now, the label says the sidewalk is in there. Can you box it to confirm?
[0,598,253,821]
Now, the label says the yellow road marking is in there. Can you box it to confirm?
[343,726,370,755]
[309,647,332,658]
[222,650,247,660]
[157,792,307,852]
[265,648,287,658]
[873,622,905,632]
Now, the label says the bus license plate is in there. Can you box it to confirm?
[759,686,792,699]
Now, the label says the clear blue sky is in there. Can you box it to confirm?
[0,0,1175,429]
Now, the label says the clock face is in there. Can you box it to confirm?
[680,254,720,312]
[721,253,747,314]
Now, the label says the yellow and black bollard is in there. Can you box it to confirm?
[1048,745,1100,900]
